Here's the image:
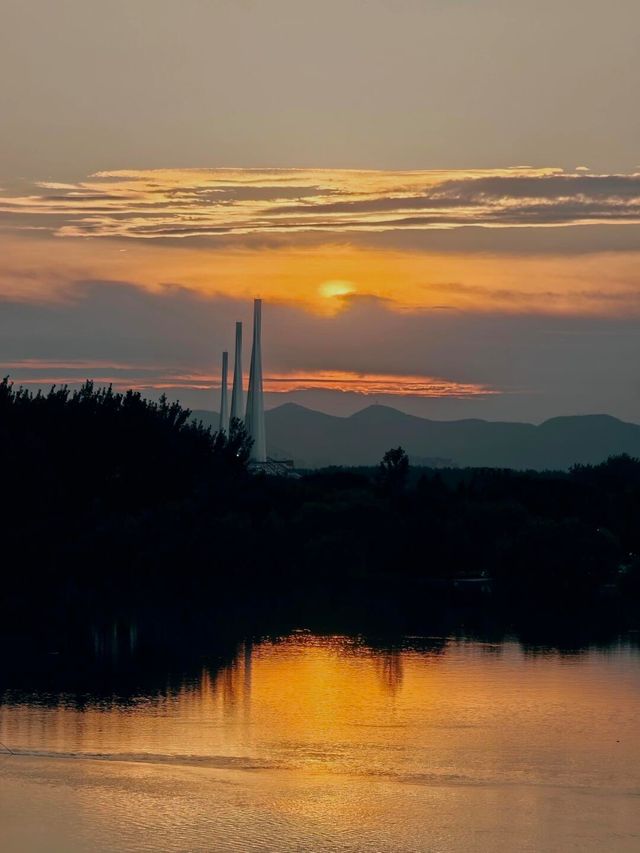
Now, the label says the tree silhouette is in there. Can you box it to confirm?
[377,446,409,496]
[0,377,637,633]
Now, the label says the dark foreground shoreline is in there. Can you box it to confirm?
[3,380,640,664]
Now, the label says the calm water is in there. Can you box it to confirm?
[1,631,640,852]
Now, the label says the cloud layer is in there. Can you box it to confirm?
[2,167,640,420]
[2,361,495,399]
[3,167,640,240]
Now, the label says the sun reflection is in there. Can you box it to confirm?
[3,635,640,852]
[2,634,640,784]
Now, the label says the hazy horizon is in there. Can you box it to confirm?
[187,396,640,426]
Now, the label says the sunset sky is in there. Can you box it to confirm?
[2,0,640,421]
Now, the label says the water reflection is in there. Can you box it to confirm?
[1,631,639,783]
[375,651,404,695]
[2,630,640,852]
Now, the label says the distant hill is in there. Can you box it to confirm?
[191,404,640,470]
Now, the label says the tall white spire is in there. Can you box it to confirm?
[230,321,243,425]
[218,350,229,433]
[245,298,266,462]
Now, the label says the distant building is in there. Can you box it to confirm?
[248,457,299,478]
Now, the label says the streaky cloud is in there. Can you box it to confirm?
[4,167,640,241]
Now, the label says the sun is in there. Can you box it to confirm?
[318,280,356,299]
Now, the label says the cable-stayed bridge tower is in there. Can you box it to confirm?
[230,321,243,424]
[244,298,266,462]
[218,350,229,432]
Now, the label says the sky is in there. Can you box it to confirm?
[2,0,640,422]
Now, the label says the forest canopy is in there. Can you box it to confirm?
[1,378,639,630]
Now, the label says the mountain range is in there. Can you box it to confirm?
[192,404,640,470]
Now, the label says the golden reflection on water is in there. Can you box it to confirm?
[2,633,640,787]
[2,634,640,852]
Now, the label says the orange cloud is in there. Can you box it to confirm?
[5,166,640,241]
[262,370,496,397]
[2,166,640,318]
[3,361,498,399]
[2,230,640,317]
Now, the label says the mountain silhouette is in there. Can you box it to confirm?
[192,404,640,469]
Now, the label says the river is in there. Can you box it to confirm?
[1,629,639,851]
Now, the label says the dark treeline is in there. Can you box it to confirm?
[1,379,639,637]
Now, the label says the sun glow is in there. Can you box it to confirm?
[2,167,640,317]
[318,280,356,299]
[3,232,640,318]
